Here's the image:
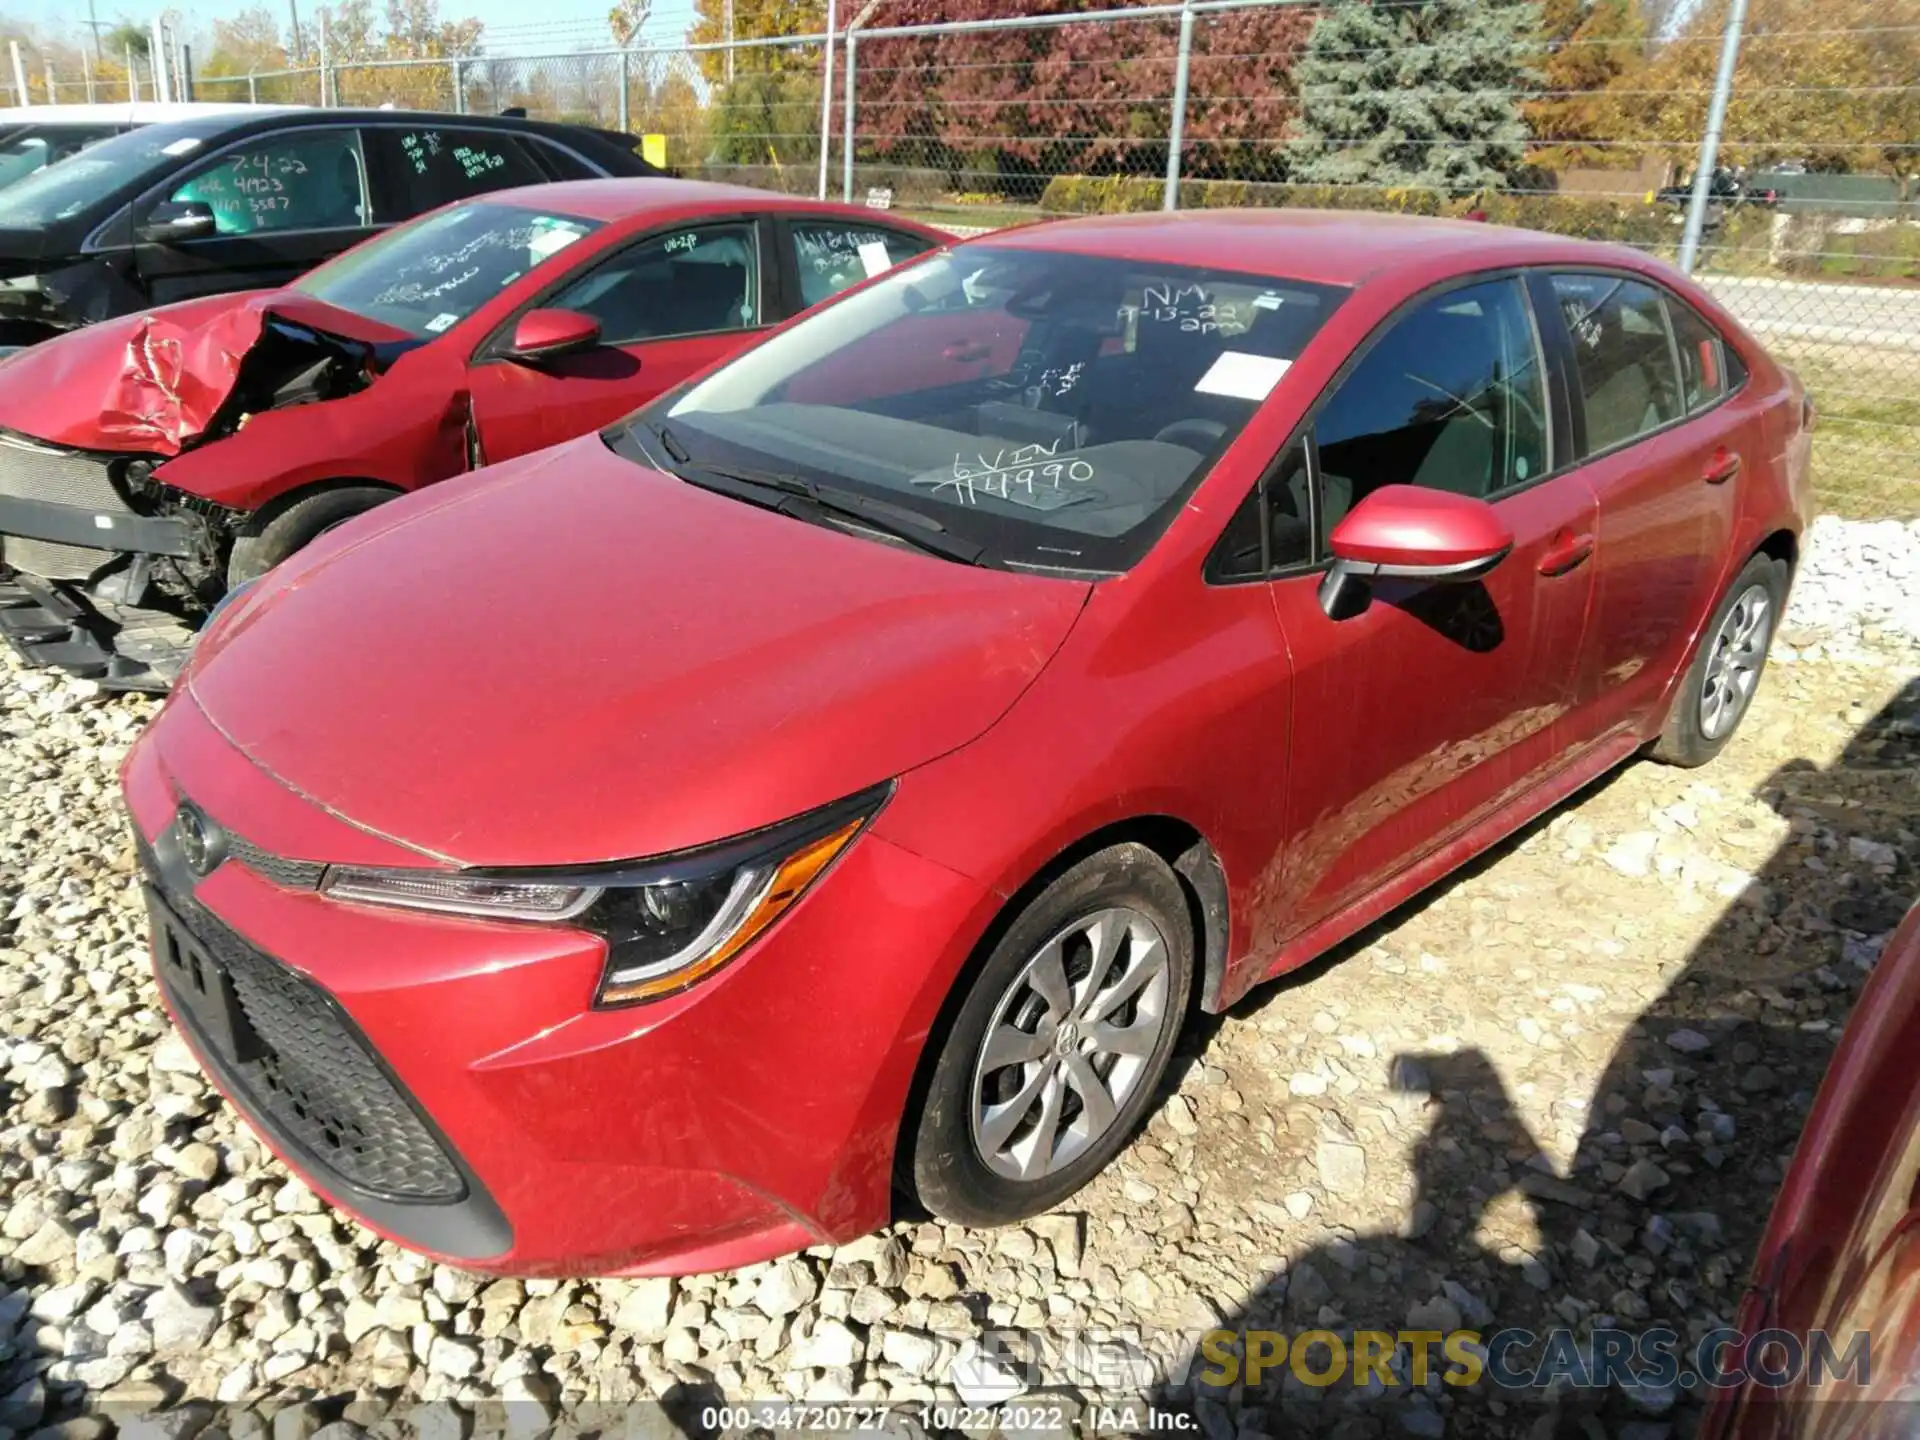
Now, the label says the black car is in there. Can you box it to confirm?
[1653,166,1781,220]
[0,106,661,346]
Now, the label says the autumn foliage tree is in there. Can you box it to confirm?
[1630,0,1920,180]
[849,0,1315,195]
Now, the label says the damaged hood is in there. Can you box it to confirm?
[187,437,1091,868]
[0,290,413,454]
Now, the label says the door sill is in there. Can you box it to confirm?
[1226,731,1643,1008]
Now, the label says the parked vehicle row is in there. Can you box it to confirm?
[0,102,284,193]
[0,174,941,685]
[100,207,1812,1276]
[0,105,659,348]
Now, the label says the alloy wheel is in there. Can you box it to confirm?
[969,906,1172,1181]
[1700,583,1773,741]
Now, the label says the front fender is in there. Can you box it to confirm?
[153,349,470,513]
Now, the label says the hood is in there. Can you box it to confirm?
[187,438,1090,867]
[0,229,59,265]
[0,290,413,454]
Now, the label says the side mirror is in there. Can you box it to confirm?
[138,200,216,244]
[505,308,601,363]
[1318,484,1513,619]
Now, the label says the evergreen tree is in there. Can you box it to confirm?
[1289,0,1542,192]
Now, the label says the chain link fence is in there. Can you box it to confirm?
[1,0,1915,515]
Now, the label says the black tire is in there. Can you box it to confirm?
[227,485,397,588]
[909,843,1194,1227]
[1652,552,1789,768]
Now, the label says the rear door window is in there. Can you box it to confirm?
[1551,273,1685,454]
[364,127,549,220]
[164,128,370,235]
[789,221,935,308]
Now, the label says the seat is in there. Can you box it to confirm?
[1410,412,1495,497]
[1584,363,1655,453]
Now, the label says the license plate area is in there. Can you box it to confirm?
[146,885,263,1064]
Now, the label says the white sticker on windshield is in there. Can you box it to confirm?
[857,240,892,278]
[1253,293,1283,310]
[527,217,589,263]
[424,312,459,333]
[161,137,203,156]
[1194,351,1291,401]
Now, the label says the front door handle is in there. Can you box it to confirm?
[943,342,990,362]
[1703,446,1743,484]
[1537,531,1595,577]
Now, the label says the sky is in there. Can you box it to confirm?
[27,0,703,58]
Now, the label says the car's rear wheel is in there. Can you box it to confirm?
[1652,552,1788,767]
[227,484,398,588]
[908,843,1193,1227]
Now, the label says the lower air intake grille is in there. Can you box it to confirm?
[140,837,465,1203]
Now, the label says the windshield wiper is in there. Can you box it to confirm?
[678,460,986,566]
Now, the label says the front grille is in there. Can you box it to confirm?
[139,835,466,1203]
[0,432,130,580]
[227,832,327,891]
[0,433,128,510]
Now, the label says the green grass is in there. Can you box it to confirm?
[1789,351,1920,519]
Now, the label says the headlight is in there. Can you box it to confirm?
[319,785,888,1006]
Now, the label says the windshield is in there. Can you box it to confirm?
[296,201,600,338]
[0,125,197,226]
[640,245,1342,572]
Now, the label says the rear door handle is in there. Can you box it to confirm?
[942,342,990,362]
[1703,447,1743,484]
[1537,531,1595,577]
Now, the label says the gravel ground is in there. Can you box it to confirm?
[2,516,1916,1440]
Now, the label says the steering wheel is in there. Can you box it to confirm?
[1153,418,1228,451]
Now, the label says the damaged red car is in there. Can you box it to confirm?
[0,178,941,687]
[125,212,1811,1276]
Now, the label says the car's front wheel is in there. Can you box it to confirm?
[227,484,398,588]
[1653,551,1789,767]
[908,843,1193,1227]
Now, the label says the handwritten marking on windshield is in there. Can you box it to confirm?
[922,438,1096,505]
[1119,283,1247,336]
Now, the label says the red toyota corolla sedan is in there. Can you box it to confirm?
[122,210,1814,1276]
[0,178,941,688]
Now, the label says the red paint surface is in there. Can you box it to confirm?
[1703,899,1920,1439]
[126,211,1815,1273]
[1325,483,1516,568]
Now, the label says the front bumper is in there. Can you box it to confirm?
[0,430,215,688]
[124,689,997,1276]
[0,489,199,559]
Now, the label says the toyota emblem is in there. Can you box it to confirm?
[175,802,225,878]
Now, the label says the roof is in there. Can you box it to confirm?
[483,176,949,227]
[976,208,1650,288]
[0,102,300,125]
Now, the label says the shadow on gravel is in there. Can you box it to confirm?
[1171,677,1920,1439]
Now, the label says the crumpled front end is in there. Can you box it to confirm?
[0,297,416,689]
[0,427,227,688]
